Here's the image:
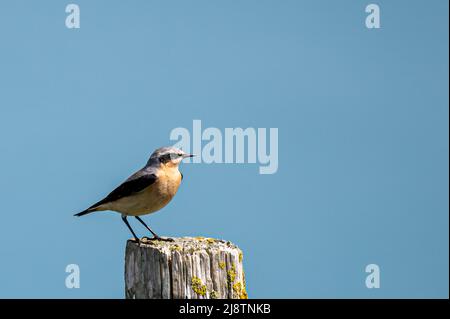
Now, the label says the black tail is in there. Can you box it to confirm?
[74,197,107,217]
[74,208,95,217]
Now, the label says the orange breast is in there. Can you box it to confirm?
[154,166,182,202]
[110,166,182,216]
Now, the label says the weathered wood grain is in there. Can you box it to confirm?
[125,237,247,299]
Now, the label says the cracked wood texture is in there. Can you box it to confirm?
[125,237,247,299]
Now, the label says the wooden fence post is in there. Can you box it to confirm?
[125,237,247,299]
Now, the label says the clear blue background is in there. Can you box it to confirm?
[0,0,448,298]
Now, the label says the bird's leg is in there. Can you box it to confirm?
[135,216,174,242]
[122,215,140,243]
[135,216,159,238]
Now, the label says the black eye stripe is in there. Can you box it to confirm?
[159,154,171,162]
[159,152,183,163]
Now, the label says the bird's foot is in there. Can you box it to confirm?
[128,238,141,245]
[158,237,175,242]
[142,236,174,242]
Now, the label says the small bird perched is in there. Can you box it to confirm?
[75,147,194,242]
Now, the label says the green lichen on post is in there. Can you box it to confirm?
[226,262,248,298]
[227,263,237,288]
[191,276,207,296]
[238,251,243,263]
[210,290,218,299]
[218,261,226,270]
[170,244,182,252]
[232,282,248,299]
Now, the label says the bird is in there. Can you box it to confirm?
[75,146,194,242]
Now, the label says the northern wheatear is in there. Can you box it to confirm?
[75,147,194,242]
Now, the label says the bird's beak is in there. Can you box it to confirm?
[183,153,195,158]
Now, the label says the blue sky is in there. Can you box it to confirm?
[0,0,448,298]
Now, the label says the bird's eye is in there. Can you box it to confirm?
[178,153,183,157]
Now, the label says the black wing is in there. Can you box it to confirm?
[75,172,157,216]
[95,173,157,206]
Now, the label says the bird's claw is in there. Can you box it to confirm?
[128,238,141,246]
[142,236,174,242]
